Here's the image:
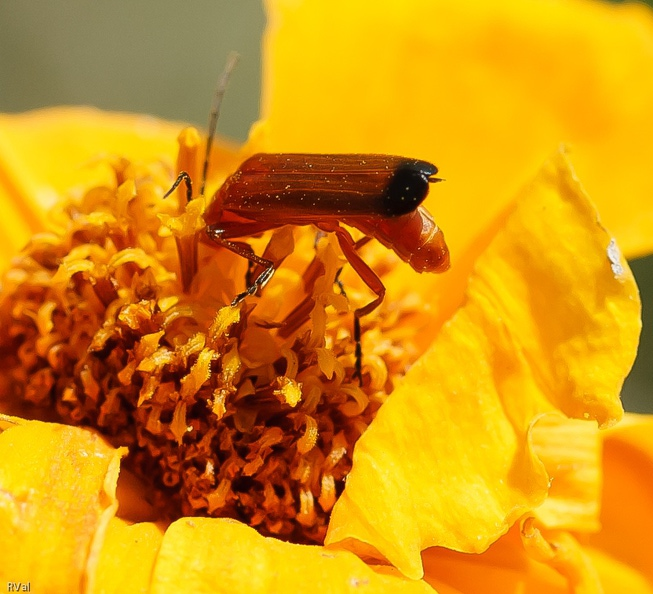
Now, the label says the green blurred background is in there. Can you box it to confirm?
[0,0,650,413]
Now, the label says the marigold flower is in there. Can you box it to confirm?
[0,0,651,593]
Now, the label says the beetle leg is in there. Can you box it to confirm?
[206,226,275,305]
[353,235,373,251]
[163,172,198,292]
[279,234,375,345]
[277,257,325,340]
[331,227,386,383]
[163,171,193,205]
[333,235,372,299]
[248,226,295,293]
[333,267,347,299]
[245,260,256,288]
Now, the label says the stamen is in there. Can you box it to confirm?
[296,415,319,454]
[172,127,204,292]
[0,153,426,545]
[176,128,203,200]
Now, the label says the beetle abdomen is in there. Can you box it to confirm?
[209,153,439,224]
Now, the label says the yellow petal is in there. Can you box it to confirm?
[0,108,181,262]
[587,414,653,585]
[520,518,602,594]
[584,548,653,594]
[530,415,601,533]
[423,527,569,594]
[0,415,125,592]
[150,517,437,594]
[325,150,640,579]
[0,108,241,273]
[470,151,640,427]
[260,0,653,259]
[423,513,653,594]
[90,518,163,594]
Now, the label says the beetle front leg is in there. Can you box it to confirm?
[163,171,193,204]
[206,226,275,306]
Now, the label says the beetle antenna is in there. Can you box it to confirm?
[201,51,240,196]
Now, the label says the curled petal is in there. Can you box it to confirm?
[0,415,125,592]
[521,518,602,593]
[326,150,641,579]
[159,195,207,237]
[423,527,569,594]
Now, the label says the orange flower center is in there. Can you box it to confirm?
[0,146,425,544]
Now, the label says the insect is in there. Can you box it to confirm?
[171,153,449,380]
[168,57,450,381]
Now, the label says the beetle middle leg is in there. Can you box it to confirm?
[330,227,386,383]
[313,231,371,300]
[206,226,275,305]
[324,233,380,383]
[279,233,379,381]
[333,235,372,300]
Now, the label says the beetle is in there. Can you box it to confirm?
[168,153,450,381]
[206,152,449,283]
[167,57,450,381]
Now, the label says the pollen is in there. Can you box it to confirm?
[0,148,425,545]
